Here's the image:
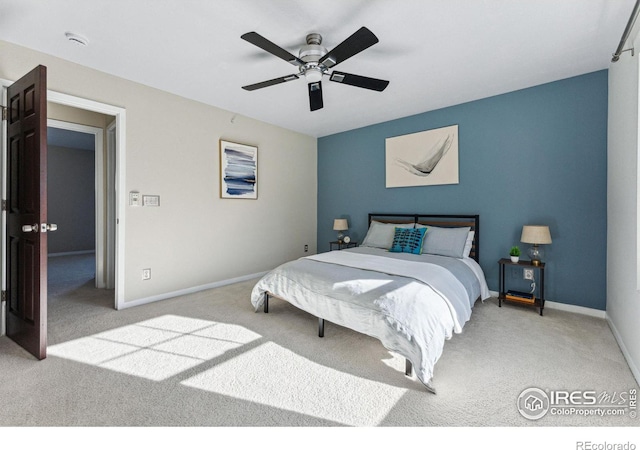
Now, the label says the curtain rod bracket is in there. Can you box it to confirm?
[612,47,635,62]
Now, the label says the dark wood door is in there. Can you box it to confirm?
[5,65,48,360]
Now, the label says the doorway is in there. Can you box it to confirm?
[42,90,126,309]
[47,114,113,291]
[46,122,100,308]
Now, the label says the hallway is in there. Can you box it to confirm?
[48,253,114,342]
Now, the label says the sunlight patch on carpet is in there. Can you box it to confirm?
[181,341,407,426]
[48,315,261,381]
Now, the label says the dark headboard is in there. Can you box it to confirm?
[368,213,480,262]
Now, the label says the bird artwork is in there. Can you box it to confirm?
[394,133,453,177]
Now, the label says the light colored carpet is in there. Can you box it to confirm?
[0,255,638,434]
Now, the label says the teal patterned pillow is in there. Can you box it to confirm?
[389,227,427,254]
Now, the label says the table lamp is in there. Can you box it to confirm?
[333,219,348,243]
[520,225,552,266]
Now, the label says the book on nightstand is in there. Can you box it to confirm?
[505,290,536,304]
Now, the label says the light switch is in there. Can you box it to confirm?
[143,195,160,207]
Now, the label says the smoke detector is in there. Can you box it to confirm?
[65,32,89,47]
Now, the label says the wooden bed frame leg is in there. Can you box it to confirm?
[318,318,324,338]
[263,293,269,313]
[405,359,413,376]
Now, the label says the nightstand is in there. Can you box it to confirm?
[330,241,358,251]
[498,258,545,316]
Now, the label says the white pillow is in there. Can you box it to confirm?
[361,221,414,249]
[415,224,475,258]
[463,231,475,258]
[422,226,471,258]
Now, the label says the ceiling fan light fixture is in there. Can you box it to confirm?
[304,67,323,83]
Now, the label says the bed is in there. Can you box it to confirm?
[250,213,490,393]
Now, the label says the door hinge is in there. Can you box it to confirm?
[1,200,6,211]
[1,106,6,121]
[1,291,6,302]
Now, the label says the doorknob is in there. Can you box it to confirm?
[39,223,58,233]
[22,224,39,233]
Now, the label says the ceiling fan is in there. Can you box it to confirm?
[241,27,389,111]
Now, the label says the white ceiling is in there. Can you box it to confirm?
[0,0,635,137]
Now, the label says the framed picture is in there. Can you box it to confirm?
[385,124,459,188]
[219,140,258,199]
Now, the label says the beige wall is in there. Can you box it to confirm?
[49,102,112,129]
[0,40,318,304]
[607,28,640,385]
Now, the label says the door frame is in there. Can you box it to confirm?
[47,119,107,288]
[1,80,127,327]
[105,120,117,290]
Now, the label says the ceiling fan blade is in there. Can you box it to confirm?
[241,32,305,67]
[308,81,324,111]
[329,71,389,91]
[319,27,379,68]
[242,74,300,91]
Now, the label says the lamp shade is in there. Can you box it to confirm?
[333,219,348,231]
[520,225,552,245]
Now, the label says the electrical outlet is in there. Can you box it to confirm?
[142,268,151,280]
[304,244,308,252]
[523,268,534,280]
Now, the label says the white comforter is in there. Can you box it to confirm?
[250,247,490,388]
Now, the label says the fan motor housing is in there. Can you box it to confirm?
[299,44,327,63]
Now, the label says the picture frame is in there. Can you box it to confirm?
[219,139,258,199]
[385,124,459,188]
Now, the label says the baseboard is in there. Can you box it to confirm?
[488,290,606,318]
[544,300,606,318]
[49,250,95,258]
[117,271,268,310]
[606,315,640,387]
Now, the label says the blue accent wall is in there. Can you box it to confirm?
[317,70,608,310]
